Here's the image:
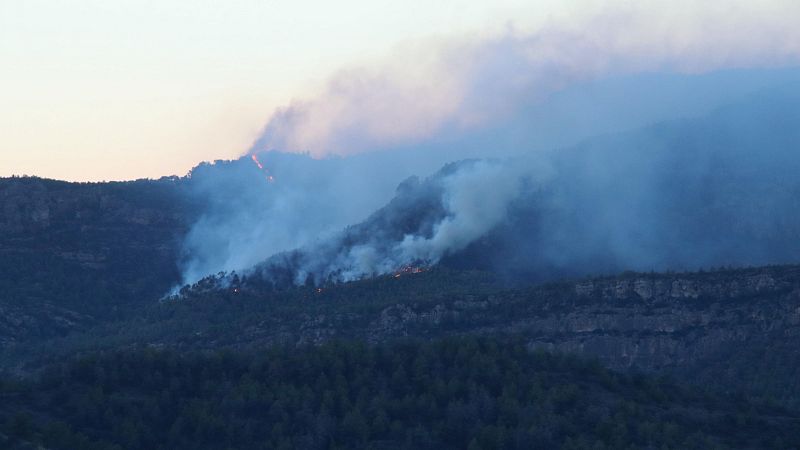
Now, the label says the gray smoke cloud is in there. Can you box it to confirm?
[177,152,415,286]
[239,86,800,290]
[252,3,800,159]
[252,158,546,286]
[175,4,800,291]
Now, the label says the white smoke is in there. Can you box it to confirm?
[176,2,800,290]
[244,158,547,287]
[394,160,530,262]
[252,2,800,158]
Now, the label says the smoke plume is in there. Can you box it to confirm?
[252,2,800,158]
[176,3,800,290]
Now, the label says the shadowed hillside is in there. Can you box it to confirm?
[0,176,198,344]
[2,338,799,450]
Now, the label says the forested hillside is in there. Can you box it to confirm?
[0,176,199,346]
[3,264,800,412]
[2,338,798,450]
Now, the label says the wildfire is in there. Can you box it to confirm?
[251,154,264,169]
[393,265,427,278]
[251,154,275,183]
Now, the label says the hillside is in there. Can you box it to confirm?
[185,91,800,290]
[4,92,800,317]
[2,338,799,450]
[0,176,200,344]
[2,264,799,411]
[2,92,800,449]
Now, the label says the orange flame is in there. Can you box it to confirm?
[251,154,264,170]
[393,265,426,278]
[250,154,275,183]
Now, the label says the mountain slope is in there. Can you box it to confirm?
[6,264,800,409]
[187,89,800,290]
[0,176,199,344]
[2,337,799,450]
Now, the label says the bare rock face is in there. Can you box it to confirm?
[263,267,800,382]
[529,268,800,402]
[234,265,800,404]
[313,268,792,372]
[480,269,800,378]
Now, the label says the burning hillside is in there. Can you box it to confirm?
[393,265,427,278]
[173,91,800,298]
[250,154,275,183]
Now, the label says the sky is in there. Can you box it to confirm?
[0,0,582,181]
[1,0,799,181]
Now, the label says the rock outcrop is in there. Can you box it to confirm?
[0,176,198,328]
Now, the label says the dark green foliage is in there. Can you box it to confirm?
[1,338,798,450]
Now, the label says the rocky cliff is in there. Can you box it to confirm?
[0,176,198,328]
[353,267,800,403]
[28,264,794,405]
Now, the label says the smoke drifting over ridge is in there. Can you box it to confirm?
[237,90,800,289]
[176,4,800,290]
[246,159,545,287]
[252,3,800,159]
